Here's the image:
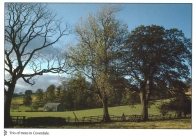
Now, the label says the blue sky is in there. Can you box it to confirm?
[48,3,192,47]
[3,3,192,93]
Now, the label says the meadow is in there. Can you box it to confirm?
[11,96,192,129]
[38,118,191,129]
[11,94,37,104]
[11,98,170,122]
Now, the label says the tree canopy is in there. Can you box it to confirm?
[121,25,191,120]
[67,5,128,122]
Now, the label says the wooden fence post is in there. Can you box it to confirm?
[23,116,25,125]
[73,112,79,122]
[16,116,18,125]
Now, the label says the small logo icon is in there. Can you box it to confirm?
[4,130,7,136]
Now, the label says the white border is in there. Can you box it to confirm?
[1,1,194,136]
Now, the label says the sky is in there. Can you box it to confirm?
[3,2,192,93]
[49,3,192,47]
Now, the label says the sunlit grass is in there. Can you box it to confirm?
[14,118,191,129]
[11,99,174,122]
[11,96,191,129]
[11,94,37,105]
[64,118,191,129]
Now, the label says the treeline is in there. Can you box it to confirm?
[20,72,175,111]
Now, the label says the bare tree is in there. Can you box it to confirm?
[4,3,70,127]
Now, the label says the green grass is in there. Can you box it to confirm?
[11,99,173,122]
[14,118,191,129]
[63,118,192,129]
[12,94,37,104]
[11,97,191,129]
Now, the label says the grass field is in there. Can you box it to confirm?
[11,99,171,122]
[14,118,191,129]
[59,118,192,129]
[72,118,191,129]
[11,94,37,104]
[11,96,191,129]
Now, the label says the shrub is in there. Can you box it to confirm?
[23,95,32,106]
[11,104,20,111]
[31,102,38,111]
[169,94,191,117]
[157,102,170,116]
[26,117,66,126]
[158,94,191,117]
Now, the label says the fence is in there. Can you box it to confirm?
[82,115,103,122]
[81,113,191,122]
[11,113,191,126]
[11,116,26,125]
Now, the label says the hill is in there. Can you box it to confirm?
[11,93,37,105]
[10,99,171,122]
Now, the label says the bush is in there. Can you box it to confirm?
[158,94,191,117]
[11,104,20,111]
[26,117,66,126]
[23,95,32,106]
[169,94,191,117]
[157,102,170,116]
[31,102,38,111]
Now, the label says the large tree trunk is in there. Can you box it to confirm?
[177,111,182,118]
[4,83,15,128]
[139,81,149,121]
[102,95,111,122]
[139,91,148,121]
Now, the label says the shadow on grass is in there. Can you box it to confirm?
[13,118,191,129]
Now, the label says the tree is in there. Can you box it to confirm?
[4,3,70,127]
[31,102,38,111]
[58,81,68,105]
[19,92,23,96]
[23,94,32,106]
[158,91,191,117]
[168,80,191,117]
[121,88,139,107]
[67,5,128,122]
[46,84,56,102]
[57,73,92,110]
[25,90,32,95]
[122,25,191,121]
[35,88,44,102]
[68,72,90,110]
[157,102,170,116]
[56,85,61,101]
[107,76,127,106]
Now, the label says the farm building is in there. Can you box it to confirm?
[44,103,64,112]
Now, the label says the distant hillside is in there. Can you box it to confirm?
[11,94,37,105]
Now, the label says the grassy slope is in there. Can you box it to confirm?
[11,96,191,129]
[14,118,191,128]
[11,98,171,122]
[58,118,192,129]
[11,94,37,104]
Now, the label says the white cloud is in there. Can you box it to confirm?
[15,73,63,93]
[5,32,65,94]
